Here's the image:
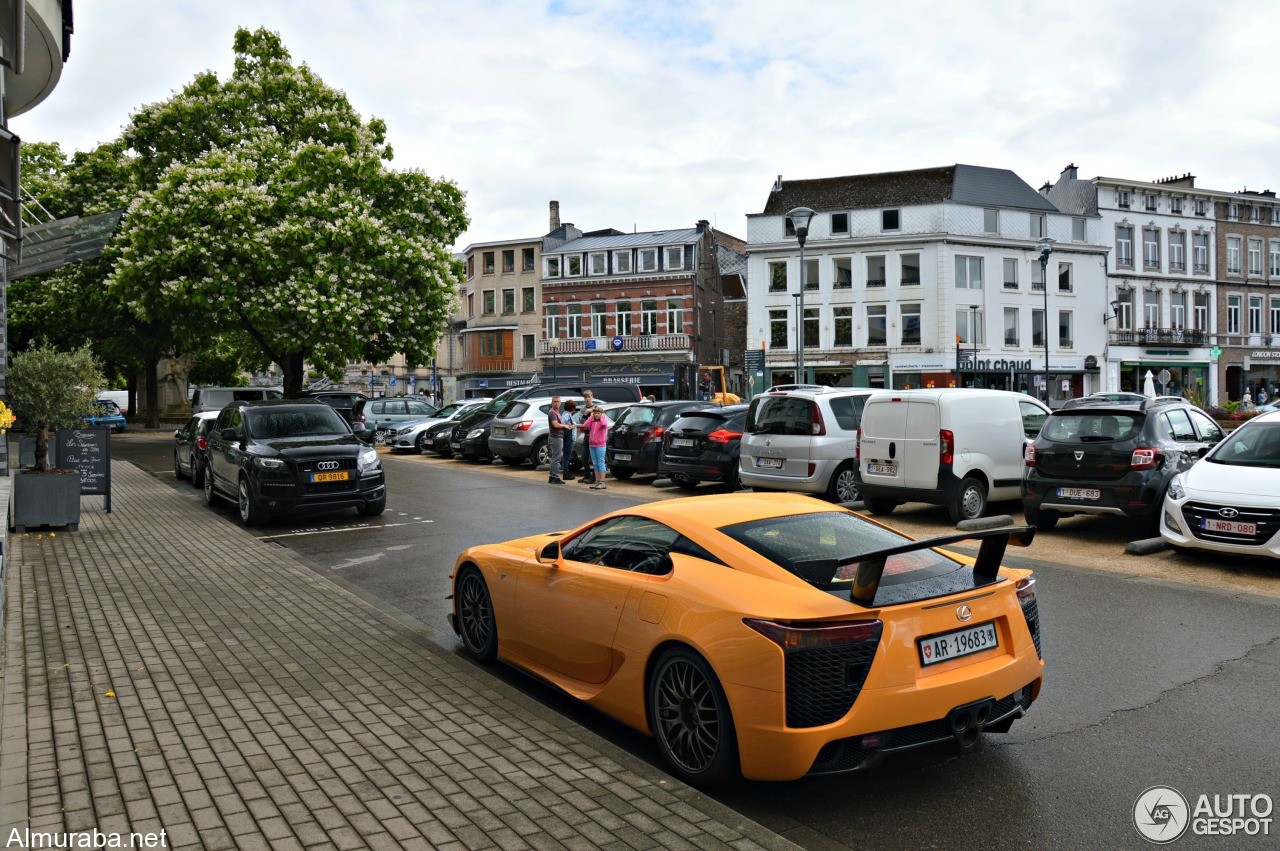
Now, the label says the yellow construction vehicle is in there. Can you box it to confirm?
[697,365,740,405]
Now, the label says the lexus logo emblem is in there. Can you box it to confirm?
[316,461,340,471]
[1074,451,1085,461]
[956,605,973,622]
[1218,507,1239,519]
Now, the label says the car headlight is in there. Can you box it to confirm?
[254,456,286,469]
[358,448,381,473]
[1167,474,1185,501]
[467,428,485,439]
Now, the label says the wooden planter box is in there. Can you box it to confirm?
[11,471,81,533]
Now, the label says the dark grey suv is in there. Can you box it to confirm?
[1021,397,1224,536]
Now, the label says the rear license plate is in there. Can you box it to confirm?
[867,463,896,475]
[757,457,783,469]
[1057,487,1100,500]
[311,471,349,483]
[918,622,998,667]
[493,427,506,436]
[1202,518,1257,535]
[614,452,632,462]
[450,441,461,449]
[672,438,695,448]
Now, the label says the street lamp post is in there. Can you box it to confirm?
[1103,299,1122,393]
[548,337,559,381]
[786,206,815,385]
[1037,237,1055,402]
[968,303,980,388]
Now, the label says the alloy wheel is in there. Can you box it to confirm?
[834,469,860,502]
[653,656,722,775]
[457,570,495,659]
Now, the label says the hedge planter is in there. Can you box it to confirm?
[12,470,81,533]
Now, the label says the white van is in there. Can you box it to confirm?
[190,386,284,414]
[857,389,1049,521]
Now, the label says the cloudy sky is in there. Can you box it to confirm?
[14,0,1280,250]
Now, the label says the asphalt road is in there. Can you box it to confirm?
[117,433,1280,849]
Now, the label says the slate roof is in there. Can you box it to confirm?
[761,164,1059,216]
[552,227,700,253]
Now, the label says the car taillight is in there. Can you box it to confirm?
[939,429,954,465]
[1024,444,1036,467]
[743,618,883,652]
[512,420,533,432]
[1016,577,1042,659]
[1130,448,1159,470]
[855,428,861,461]
[707,428,742,443]
[1016,576,1036,602]
[197,437,207,450]
[810,402,826,436]
[645,426,665,443]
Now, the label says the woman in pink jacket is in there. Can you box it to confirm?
[583,407,611,490]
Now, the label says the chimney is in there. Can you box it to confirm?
[1060,163,1077,180]
[549,200,560,231]
[696,219,709,233]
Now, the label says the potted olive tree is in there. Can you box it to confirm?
[7,341,105,532]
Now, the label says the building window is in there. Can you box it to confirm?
[831,212,849,235]
[666,299,687,334]
[1057,262,1073,293]
[784,218,796,237]
[591,302,607,337]
[468,292,474,318]
[1227,295,1242,335]
[1193,233,1209,272]
[1072,217,1086,242]
[832,257,853,289]
[1271,297,1280,335]
[566,255,582,276]
[502,288,515,314]
[900,303,921,345]
[803,308,819,348]
[522,287,535,312]
[867,305,887,346]
[523,247,535,271]
[881,209,900,231]
[1193,293,1209,331]
[769,309,789,349]
[665,246,684,271]
[614,250,632,274]
[1227,237,1242,275]
[1004,307,1020,346]
[1116,226,1134,268]
[546,305,561,338]
[467,255,475,278]
[1058,311,1073,348]
[867,255,886,288]
[589,252,607,275]
[900,253,920,285]
[1195,200,1207,216]
[834,306,853,346]
[1171,198,1183,214]
[1144,194,1157,212]
[956,308,984,345]
[768,260,788,292]
[1142,228,1160,270]
[1169,231,1185,272]
[1249,295,1264,335]
[983,208,999,234]
[641,300,659,335]
[1003,258,1019,290]
[639,249,658,272]
[1116,189,1131,208]
[1170,291,1186,330]
[483,290,495,314]
[955,255,983,289]
[1144,290,1160,329]
[803,257,819,291]
[1251,206,1262,223]
[1030,214,1046,238]
[1272,240,1280,277]
[1032,309,1045,347]
[567,303,584,337]
[502,249,515,273]
[1228,203,1241,221]
[1116,293,1133,331]
[616,301,633,336]
[522,334,535,359]
[545,256,561,278]
[1248,238,1264,277]
[483,251,495,275]
[1032,259,1045,291]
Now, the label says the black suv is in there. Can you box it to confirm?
[606,401,714,479]
[203,400,385,526]
[1022,397,1224,535]
[657,404,749,490]
[290,390,368,424]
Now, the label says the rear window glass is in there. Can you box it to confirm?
[673,413,730,432]
[827,396,864,431]
[616,405,657,426]
[499,402,531,418]
[95,401,120,414]
[1043,412,1142,442]
[232,389,274,402]
[747,396,812,435]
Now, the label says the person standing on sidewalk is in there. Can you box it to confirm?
[547,397,567,484]
[561,400,579,481]
[577,391,597,484]
[585,406,611,490]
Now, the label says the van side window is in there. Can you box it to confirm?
[1018,402,1047,438]
[828,396,859,431]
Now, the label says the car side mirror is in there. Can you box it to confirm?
[536,540,560,564]
[220,428,239,441]
[174,429,183,439]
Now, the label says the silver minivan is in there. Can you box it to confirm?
[191,386,283,414]
[488,397,585,468]
[740,387,880,502]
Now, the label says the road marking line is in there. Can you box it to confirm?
[257,519,434,541]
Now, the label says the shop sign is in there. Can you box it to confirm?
[1144,349,1191,356]
[586,362,676,383]
[958,356,1033,372]
[1249,350,1280,360]
[892,354,950,371]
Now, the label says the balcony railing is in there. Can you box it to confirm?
[467,356,515,373]
[539,333,690,355]
[1110,328,1207,348]
[866,278,886,288]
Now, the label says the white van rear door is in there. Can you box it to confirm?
[858,397,907,487]
[903,399,941,489]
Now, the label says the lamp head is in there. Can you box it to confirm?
[786,206,816,245]
[1036,236,1055,261]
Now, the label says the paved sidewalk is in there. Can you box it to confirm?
[0,463,798,850]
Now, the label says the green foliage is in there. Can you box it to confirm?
[106,27,468,395]
[7,341,106,471]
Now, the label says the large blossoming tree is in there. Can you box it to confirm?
[106,28,467,396]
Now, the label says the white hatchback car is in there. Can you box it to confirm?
[1161,410,1280,559]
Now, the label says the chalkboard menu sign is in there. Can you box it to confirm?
[54,427,112,512]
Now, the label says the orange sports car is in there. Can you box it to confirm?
[448,492,1045,784]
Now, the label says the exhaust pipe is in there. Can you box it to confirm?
[947,698,995,751]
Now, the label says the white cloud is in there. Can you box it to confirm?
[14,0,1280,249]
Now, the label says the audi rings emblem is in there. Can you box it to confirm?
[316,460,340,471]
[956,605,973,622]
[1218,507,1240,519]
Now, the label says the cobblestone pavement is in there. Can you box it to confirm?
[0,462,798,850]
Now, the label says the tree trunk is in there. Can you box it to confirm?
[127,374,138,423]
[146,361,161,429]
[282,352,305,397]
[34,422,50,471]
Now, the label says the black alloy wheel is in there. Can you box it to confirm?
[192,459,206,489]
[456,567,497,662]
[203,469,222,508]
[648,647,738,785]
[174,450,188,481]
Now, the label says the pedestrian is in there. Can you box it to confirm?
[561,400,579,481]
[645,394,657,403]
[1258,384,1269,406]
[576,391,597,483]
[546,397,567,484]
[585,406,611,490]
[698,371,713,401]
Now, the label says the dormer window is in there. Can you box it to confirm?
[544,256,561,278]
[588,252,608,275]
[1250,206,1262,223]
[1117,189,1131,208]
[1170,197,1183,214]
[831,212,849,235]
[566,255,582,277]
[665,246,685,270]
[1228,203,1241,220]
[1195,200,1207,216]
[784,218,796,237]
[639,248,658,272]
[1144,195,1158,212]
[881,209,901,231]
[613,250,632,274]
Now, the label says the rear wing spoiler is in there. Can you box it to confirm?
[793,526,1036,607]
